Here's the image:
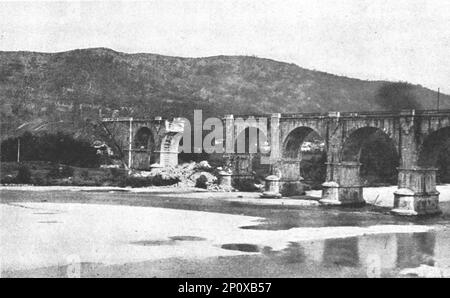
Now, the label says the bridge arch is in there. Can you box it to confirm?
[132,126,156,169]
[418,126,450,183]
[420,117,450,142]
[234,126,268,154]
[232,126,270,184]
[234,117,269,151]
[134,126,155,150]
[281,126,326,188]
[282,126,324,158]
[341,126,399,185]
[344,124,398,152]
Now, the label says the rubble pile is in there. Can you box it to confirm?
[130,161,234,191]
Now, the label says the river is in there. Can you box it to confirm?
[1,185,450,277]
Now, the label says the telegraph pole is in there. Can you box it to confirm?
[128,118,133,170]
[437,88,440,110]
[17,138,20,163]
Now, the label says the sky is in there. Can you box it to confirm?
[0,0,449,93]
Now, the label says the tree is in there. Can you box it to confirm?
[0,131,100,167]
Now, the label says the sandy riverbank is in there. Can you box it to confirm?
[2,184,449,207]
[0,202,436,274]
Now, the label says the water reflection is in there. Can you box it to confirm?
[396,233,435,268]
[358,234,398,271]
[259,242,307,264]
[323,237,360,267]
[277,242,306,264]
[288,230,450,277]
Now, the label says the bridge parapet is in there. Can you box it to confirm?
[101,117,133,122]
[233,109,450,120]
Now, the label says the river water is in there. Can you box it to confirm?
[1,186,450,277]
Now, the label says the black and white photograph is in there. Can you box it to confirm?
[0,0,449,281]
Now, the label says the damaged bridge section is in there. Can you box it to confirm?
[101,116,185,170]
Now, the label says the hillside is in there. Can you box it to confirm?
[1,47,449,140]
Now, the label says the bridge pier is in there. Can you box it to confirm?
[225,153,256,188]
[123,149,153,170]
[391,167,441,216]
[261,175,282,198]
[276,158,305,196]
[320,162,365,206]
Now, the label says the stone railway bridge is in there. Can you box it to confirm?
[102,109,450,216]
[226,109,450,215]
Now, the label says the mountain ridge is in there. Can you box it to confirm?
[1,47,449,140]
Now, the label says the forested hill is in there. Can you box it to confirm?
[1,47,449,140]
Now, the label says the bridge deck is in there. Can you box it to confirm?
[232,109,450,119]
[101,109,450,122]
